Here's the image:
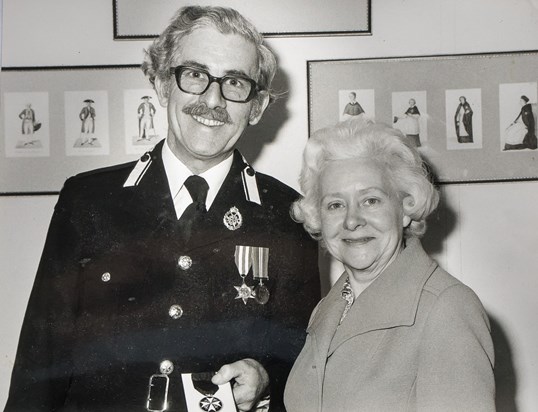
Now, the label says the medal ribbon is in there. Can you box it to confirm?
[234,245,253,277]
[252,247,269,280]
[191,372,219,396]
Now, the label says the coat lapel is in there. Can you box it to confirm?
[307,238,438,362]
[328,238,438,354]
[306,274,349,387]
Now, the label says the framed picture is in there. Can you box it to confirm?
[112,0,371,39]
[0,65,167,194]
[308,52,538,184]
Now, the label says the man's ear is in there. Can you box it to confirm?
[248,91,270,125]
[154,77,170,107]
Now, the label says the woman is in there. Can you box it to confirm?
[284,118,495,411]
[454,96,473,143]
[504,95,537,150]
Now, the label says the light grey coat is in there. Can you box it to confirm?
[284,238,495,412]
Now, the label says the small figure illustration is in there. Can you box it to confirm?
[18,103,41,146]
[137,96,156,140]
[79,99,96,146]
[454,96,474,143]
[394,98,421,147]
[342,92,365,118]
[504,95,537,151]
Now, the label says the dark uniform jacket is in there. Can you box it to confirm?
[6,141,320,411]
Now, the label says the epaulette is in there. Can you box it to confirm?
[240,156,261,206]
[123,151,152,188]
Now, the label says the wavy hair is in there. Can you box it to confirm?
[141,6,277,103]
[292,117,439,240]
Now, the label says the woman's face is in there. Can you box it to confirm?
[459,97,466,104]
[319,158,408,282]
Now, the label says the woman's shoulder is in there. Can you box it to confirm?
[422,267,487,317]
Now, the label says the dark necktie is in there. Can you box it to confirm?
[178,175,209,243]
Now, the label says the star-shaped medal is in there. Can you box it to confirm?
[199,395,223,411]
[234,282,255,304]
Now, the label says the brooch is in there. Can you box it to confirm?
[223,206,242,231]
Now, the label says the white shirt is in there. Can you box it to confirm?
[162,139,234,219]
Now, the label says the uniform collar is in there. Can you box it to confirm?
[161,138,234,211]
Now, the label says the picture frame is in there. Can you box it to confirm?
[112,0,371,39]
[308,52,538,184]
[0,65,167,194]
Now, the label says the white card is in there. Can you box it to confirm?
[181,373,237,412]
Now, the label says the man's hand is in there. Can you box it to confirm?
[212,358,269,411]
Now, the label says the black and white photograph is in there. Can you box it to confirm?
[445,88,483,150]
[2,1,538,411]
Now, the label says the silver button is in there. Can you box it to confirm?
[159,360,174,375]
[101,272,111,282]
[177,255,192,270]
[168,305,183,319]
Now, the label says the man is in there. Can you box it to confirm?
[18,103,39,146]
[138,95,157,141]
[6,6,320,412]
[19,103,35,136]
[79,99,96,145]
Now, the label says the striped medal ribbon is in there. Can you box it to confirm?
[252,247,270,305]
[234,246,255,304]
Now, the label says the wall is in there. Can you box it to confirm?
[1,0,538,410]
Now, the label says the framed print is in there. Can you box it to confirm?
[0,65,167,194]
[308,52,538,184]
[112,0,371,39]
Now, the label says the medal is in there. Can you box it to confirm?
[200,396,222,411]
[223,206,242,231]
[192,372,223,412]
[234,246,255,304]
[252,247,270,305]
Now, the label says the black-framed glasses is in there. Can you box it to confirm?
[170,66,259,103]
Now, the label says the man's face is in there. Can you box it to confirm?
[155,26,269,171]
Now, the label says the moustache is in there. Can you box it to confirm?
[182,103,232,124]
